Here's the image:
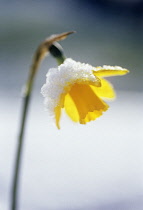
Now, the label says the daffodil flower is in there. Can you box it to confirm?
[41,58,129,128]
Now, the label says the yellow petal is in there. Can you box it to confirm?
[54,105,61,129]
[54,93,65,129]
[64,83,109,124]
[93,66,129,77]
[90,78,116,99]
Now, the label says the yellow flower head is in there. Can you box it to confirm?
[41,58,129,129]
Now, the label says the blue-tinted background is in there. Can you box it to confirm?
[0,0,143,210]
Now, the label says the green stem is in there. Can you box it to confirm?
[11,41,65,210]
[11,83,33,210]
[11,61,37,210]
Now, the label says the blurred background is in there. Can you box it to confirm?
[0,0,143,209]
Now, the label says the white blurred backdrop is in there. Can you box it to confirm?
[0,0,143,209]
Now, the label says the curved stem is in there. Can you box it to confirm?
[11,82,33,210]
[11,31,74,210]
[11,56,40,210]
